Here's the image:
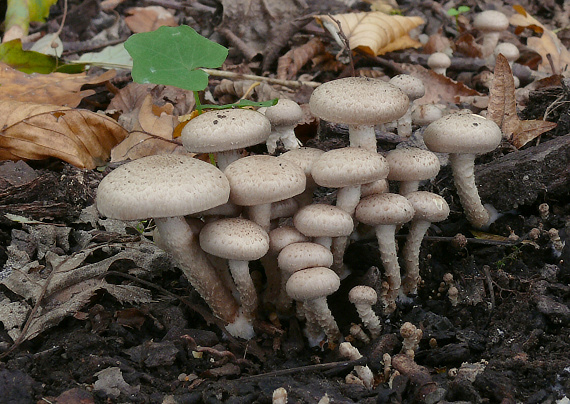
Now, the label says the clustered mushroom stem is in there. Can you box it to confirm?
[336,185,362,217]
[216,150,241,171]
[302,304,325,344]
[399,180,420,196]
[154,217,238,323]
[339,342,374,389]
[401,219,432,295]
[227,260,258,318]
[306,297,342,343]
[348,124,377,152]
[396,108,413,138]
[276,126,303,151]
[449,153,491,228]
[331,236,349,275]
[353,302,382,339]
[374,224,402,314]
[247,203,273,233]
[314,236,333,250]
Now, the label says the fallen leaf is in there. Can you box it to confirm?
[277,37,326,80]
[0,62,116,107]
[29,33,63,58]
[488,54,557,147]
[0,100,127,169]
[3,0,58,42]
[316,12,425,56]
[78,43,132,69]
[125,6,178,34]
[362,0,399,13]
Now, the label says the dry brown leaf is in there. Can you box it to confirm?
[213,79,291,104]
[488,54,557,148]
[125,6,178,33]
[316,12,424,56]
[510,5,570,74]
[277,37,326,80]
[0,101,127,169]
[0,63,116,107]
[362,0,399,13]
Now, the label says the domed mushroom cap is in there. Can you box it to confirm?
[224,155,306,206]
[293,204,354,237]
[278,242,334,274]
[355,193,415,226]
[181,109,270,153]
[427,52,451,71]
[472,10,509,33]
[386,148,440,182]
[494,42,519,62]
[389,74,425,101]
[96,155,229,221]
[312,147,389,188]
[286,266,340,301]
[264,99,303,127]
[406,191,450,222]
[279,147,325,176]
[268,226,308,253]
[348,285,378,306]
[423,113,502,154]
[309,77,409,125]
[199,218,269,261]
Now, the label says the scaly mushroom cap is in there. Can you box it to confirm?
[199,218,269,261]
[389,74,425,101]
[293,204,354,238]
[312,147,389,188]
[423,113,502,154]
[309,77,409,125]
[406,191,450,222]
[386,148,440,182]
[96,155,229,220]
[286,266,340,301]
[264,99,303,127]
[279,147,325,176]
[355,193,415,226]
[224,155,306,206]
[472,10,509,33]
[181,109,271,153]
[278,242,334,274]
[268,226,308,254]
[348,285,378,306]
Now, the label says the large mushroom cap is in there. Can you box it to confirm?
[355,193,415,226]
[406,191,450,222]
[181,109,270,153]
[286,266,340,301]
[312,147,389,188]
[199,218,269,261]
[96,155,229,220]
[293,204,354,238]
[386,148,440,182]
[309,77,409,125]
[224,155,306,206]
[423,113,502,154]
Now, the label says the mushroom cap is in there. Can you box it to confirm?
[96,155,229,220]
[224,155,306,206]
[348,285,378,306]
[494,42,519,62]
[269,225,308,253]
[286,266,340,301]
[309,77,409,125]
[278,242,334,275]
[472,10,509,33]
[423,113,502,154]
[411,104,445,126]
[427,52,451,70]
[361,179,389,197]
[389,74,425,101]
[279,147,325,177]
[271,198,299,220]
[199,218,269,261]
[181,109,270,153]
[312,147,389,188]
[386,148,440,182]
[293,204,354,237]
[264,99,303,127]
[355,193,415,226]
[406,191,450,222]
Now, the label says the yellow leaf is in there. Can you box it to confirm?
[316,12,424,56]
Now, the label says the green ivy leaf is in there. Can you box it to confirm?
[124,25,228,92]
[200,99,279,110]
[447,8,459,17]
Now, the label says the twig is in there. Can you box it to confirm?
[327,14,355,77]
[51,0,68,49]
[202,68,321,88]
[482,265,496,310]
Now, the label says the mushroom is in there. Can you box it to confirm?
[386,148,441,195]
[348,285,382,339]
[293,204,354,250]
[263,99,304,154]
[494,42,520,87]
[472,10,510,58]
[423,113,502,229]
[355,193,415,314]
[96,155,246,336]
[286,266,342,343]
[181,108,271,170]
[224,155,306,232]
[401,191,450,295]
[279,147,325,207]
[199,218,269,319]
[389,74,426,138]
[427,52,451,76]
[309,77,409,152]
[339,342,374,389]
[400,322,422,358]
[411,104,445,127]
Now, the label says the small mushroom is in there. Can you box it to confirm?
[348,285,382,339]
[263,99,304,154]
[427,52,451,76]
[389,74,426,138]
[472,10,510,58]
[339,342,374,389]
[293,204,354,250]
[386,148,440,195]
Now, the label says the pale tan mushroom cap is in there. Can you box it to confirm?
[427,52,451,70]
[286,266,340,301]
[389,74,425,101]
[494,42,519,62]
[279,147,325,176]
[199,218,269,261]
[225,155,306,206]
[423,113,502,154]
[278,242,334,274]
[472,10,509,33]
[386,148,440,181]
[312,147,389,188]
[268,226,308,253]
[309,77,409,125]
[264,99,303,127]
[293,204,354,237]
[355,193,415,226]
[406,191,450,222]
[348,285,378,306]
[181,109,271,153]
[96,155,229,220]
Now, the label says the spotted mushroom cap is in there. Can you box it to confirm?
[286,266,340,301]
[293,204,354,238]
[389,74,425,101]
[348,285,378,306]
[264,98,303,127]
[355,193,415,226]
[406,191,450,222]
[279,147,325,177]
[278,242,334,275]
[386,148,440,182]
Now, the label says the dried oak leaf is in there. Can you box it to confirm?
[0,100,127,169]
[277,37,326,80]
[0,63,116,107]
[316,12,425,56]
[124,6,178,34]
[488,54,556,148]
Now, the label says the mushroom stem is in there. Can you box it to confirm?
[401,219,431,295]
[248,203,273,233]
[399,180,420,196]
[227,260,258,318]
[374,224,401,314]
[217,150,241,171]
[449,153,490,228]
[336,184,361,217]
[314,236,333,250]
[396,108,413,138]
[349,124,377,152]
[154,217,239,323]
[306,297,342,343]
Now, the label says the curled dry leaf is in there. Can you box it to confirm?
[316,12,424,56]
[0,63,116,107]
[213,79,291,103]
[277,37,326,80]
[0,101,128,169]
